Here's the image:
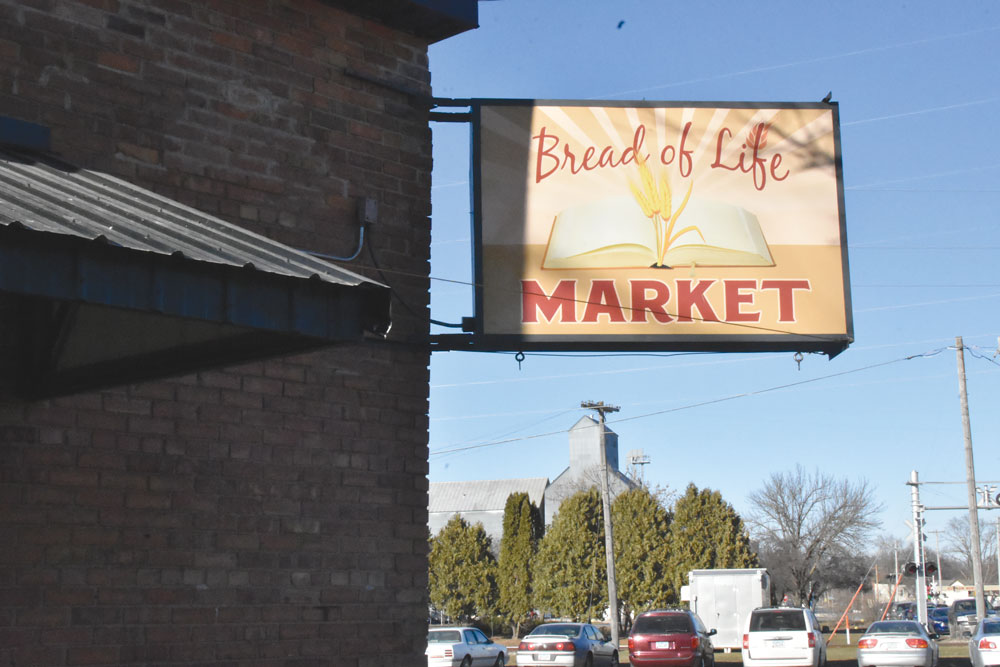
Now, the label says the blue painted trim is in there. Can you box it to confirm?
[0,226,390,340]
[0,116,51,151]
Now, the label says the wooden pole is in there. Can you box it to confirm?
[956,336,987,621]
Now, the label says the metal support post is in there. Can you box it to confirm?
[908,471,928,627]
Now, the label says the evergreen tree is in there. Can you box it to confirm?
[498,492,543,637]
[429,515,498,622]
[533,488,607,621]
[666,484,757,597]
[612,486,673,627]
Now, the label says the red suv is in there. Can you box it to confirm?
[628,609,717,667]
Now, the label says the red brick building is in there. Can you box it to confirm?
[0,1,476,664]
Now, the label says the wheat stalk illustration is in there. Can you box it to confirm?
[629,154,700,266]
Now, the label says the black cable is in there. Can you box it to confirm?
[493,350,713,359]
[429,348,946,456]
[965,346,1000,367]
[363,231,465,329]
[431,318,464,329]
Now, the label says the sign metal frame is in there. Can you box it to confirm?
[430,98,853,357]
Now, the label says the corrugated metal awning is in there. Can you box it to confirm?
[0,145,391,399]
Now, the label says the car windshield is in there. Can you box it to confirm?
[428,630,462,643]
[633,615,691,634]
[983,621,1000,634]
[954,599,995,613]
[750,610,806,631]
[929,608,947,618]
[530,624,582,638]
[866,622,921,635]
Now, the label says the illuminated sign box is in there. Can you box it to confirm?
[457,100,852,356]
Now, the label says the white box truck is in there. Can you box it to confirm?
[681,568,770,650]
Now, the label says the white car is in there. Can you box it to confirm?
[856,620,938,667]
[516,622,619,666]
[426,626,506,667]
[742,607,826,667]
[970,618,1000,667]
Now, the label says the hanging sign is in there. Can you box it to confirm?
[467,100,852,355]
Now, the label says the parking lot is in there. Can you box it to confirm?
[497,632,975,666]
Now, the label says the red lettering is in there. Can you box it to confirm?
[710,128,737,172]
[538,121,791,188]
[629,280,673,323]
[533,127,561,183]
[711,126,787,191]
[660,144,675,166]
[596,146,618,169]
[770,153,789,182]
[580,145,596,172]
[724,280,760,322]
[522,279,811,328]
[746,122,768,190]
[563,144,581,175]
[749,141,766,190]
[582,280,627,323]
[761,280,811,322]
[678,122,694,177]
[521,279,577,323]
[622,124,647,167]
[532,125,648,183]
[676,280,718,323]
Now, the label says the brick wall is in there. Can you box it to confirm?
[0,1,433,664]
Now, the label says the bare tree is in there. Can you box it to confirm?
[944,515,998,584]
[747,465,883,605]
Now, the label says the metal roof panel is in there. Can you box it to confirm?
[428,478,549,512]
[0,146,382,290]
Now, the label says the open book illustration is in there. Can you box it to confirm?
[541,195,775,270]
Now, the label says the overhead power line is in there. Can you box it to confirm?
[430,347,952,457]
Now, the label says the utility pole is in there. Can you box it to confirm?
[581,400,620,651]
[956,336,987,620]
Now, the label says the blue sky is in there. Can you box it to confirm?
[425,0,1000,547]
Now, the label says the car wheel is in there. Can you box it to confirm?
[609,649,619,667]
[494,652,505,667]
[460,657,472,667]
[584,654,593,667]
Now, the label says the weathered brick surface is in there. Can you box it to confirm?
[0,0,433,664]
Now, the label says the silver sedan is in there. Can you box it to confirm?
[969,619,1000,667]
[516,623,618,667]
[856,620,938,667]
